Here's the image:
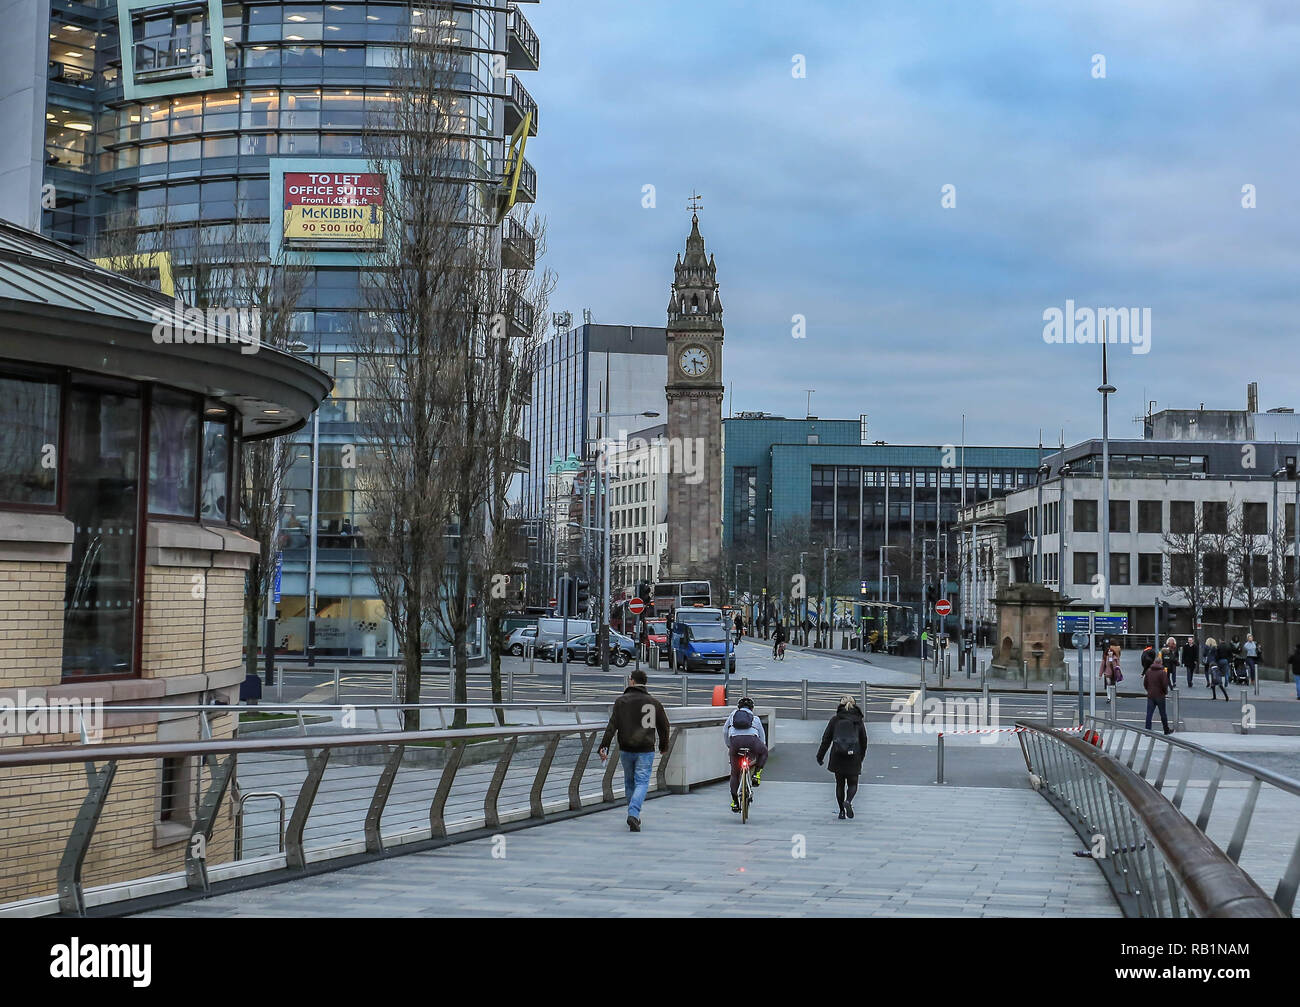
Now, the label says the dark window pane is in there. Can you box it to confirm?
[63,387,141,679]
[201,419,230,521]
[0,375,60,505]
[148,397,198,515]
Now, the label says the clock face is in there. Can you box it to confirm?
[679,345,711,378]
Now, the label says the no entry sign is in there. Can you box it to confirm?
[935,599,952,616]
[628,598,645,615]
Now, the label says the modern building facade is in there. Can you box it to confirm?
[723,414,1041,603]
[2,0,544,659]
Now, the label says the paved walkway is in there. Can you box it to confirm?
[142,780,1119,918]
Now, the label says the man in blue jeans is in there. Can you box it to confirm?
[599,669,670,832]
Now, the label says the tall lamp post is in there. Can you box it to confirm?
[1098,339,1116,611]
[590,409,659,671]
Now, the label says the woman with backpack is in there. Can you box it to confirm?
[1206,637,1230,700]
[816,696,868,820]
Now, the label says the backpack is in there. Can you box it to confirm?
[831,716,859,758]
[732,708,754,731]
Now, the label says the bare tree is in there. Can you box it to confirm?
[1228,503,1268,633]
[1164,506,1210,632]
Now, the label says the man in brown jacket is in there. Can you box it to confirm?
[599,669,670,831]
[1141,646,1173,735]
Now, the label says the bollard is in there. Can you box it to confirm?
[801,679,809,721]
[920,679,927,709]
[1241,689,1250,735]
[277,668,284,704]
[1171,686,1180,732]
[529,643,535,675]
[741,676,749,698]
[681,675,689,707]
[860,680,868,712]
[391,668,398,703]
[982,677,989,716]
[936,733,945,785]
[562,663,571,701]
[333,666,340,704]
[1107,684,1116,718]
[1046,683,1054,728]
[448,664,455,702]
[507,663,515,702]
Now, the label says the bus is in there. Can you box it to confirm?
[652,580,711,617]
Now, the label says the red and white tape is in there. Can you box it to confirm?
[938,724,1088,737]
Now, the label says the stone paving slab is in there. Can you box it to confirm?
[141,780,1120,918]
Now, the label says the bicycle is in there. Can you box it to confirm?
[735,746,754,824]
[772,640,786,661]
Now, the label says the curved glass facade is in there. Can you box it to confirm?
[38,0,540,659]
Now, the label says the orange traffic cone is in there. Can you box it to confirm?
[711,685,727,706]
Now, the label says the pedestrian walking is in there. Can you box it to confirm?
[1206,637,1230,701]
[598,669,670,832]
[816,696,868,820]
[733,611,744,645]
[1100,643,1123,701]
[1289,643,1300,700]
[1179,636,1198,689]
[1201,638,1215,687]
[1141,647,1173,734]
[1162,636,1178,671]
[1244,634,1259,684]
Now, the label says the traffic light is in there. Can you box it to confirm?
[558,575,573,616]
[575,578,590,615]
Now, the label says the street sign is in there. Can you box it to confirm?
[935,599,952,616]
[273,551,282,604]
[628,598,645,616]
[548,597,556,608]
[1057,611,1128,634]
[1071,631,1087,649]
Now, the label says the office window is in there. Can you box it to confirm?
[1203,552,1227,587]
[1171,554,1193,586]
[1073,552,1098,584]
[1203,501,1227,534]
[1074,499,1098,533]
[1240,554,1268,587]
[1137,554,1163,586]
[1243,501,1267,535]
[1109,499,1130,533]
[1137,500,1162,534]
[0,374,60,506]
[1170,500,1194,534]
[1109,553,1131,586]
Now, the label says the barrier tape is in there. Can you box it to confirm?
[938,724,1089,737]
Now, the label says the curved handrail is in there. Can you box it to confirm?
[1016,720,1286,918]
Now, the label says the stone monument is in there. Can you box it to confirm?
[989,583,1067,682]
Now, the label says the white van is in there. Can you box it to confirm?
[535,617,595,652]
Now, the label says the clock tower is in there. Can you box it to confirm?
[662,208,724,583]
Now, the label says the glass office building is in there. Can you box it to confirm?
[11,0,542,658]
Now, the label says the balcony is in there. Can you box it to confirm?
[133,37,212,83]
[512,362,533,406]
[501,216,535,271]
[504,74,538,137]
[506,290,535,335]
[514,157,536,203]
[510,434,530,473]
[506,5,540,71]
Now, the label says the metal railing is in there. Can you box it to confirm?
[1017,719,1292,917]
[0,704,724,917]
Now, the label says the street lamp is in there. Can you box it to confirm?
[1098,339,1116,611]
[590,409,659,671]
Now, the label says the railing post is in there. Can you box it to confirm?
[58,760,117,916]
[568,732,598,810]
[185,753,235,892]
[529,735,562,818]
[484,736,518,829]
[801,679,809,720]
[391,667,398,703]
[601,740,621,802]
[657,726,684,792]
[364,744,406,854]
[1046,683,1054,729]
[285,748,331,870]
[429,741,465,838]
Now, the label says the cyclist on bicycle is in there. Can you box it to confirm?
[772,621,787,660]
[724,698,769,813]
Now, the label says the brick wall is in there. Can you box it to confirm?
[0,562,64,689]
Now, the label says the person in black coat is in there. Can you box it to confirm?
[816,697,868,819]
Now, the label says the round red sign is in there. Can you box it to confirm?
[935,599,952,616]
[628,598,645,615]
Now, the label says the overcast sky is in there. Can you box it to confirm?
[524,0,1300,449]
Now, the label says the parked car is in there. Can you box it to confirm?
[506,625,537,657]
[547,630,635,666]
[534,617,595,654]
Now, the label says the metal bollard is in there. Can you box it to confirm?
[448,664,455,702]
[982,677,989,715]
[681,675,689,707]
[529,643,535,675]
[1170,686,1180,732]
[277,668,284,704]
[920,679,927,708]
[562,664,571,701]
[1241,689,1250,735]
[741,676,749,698]
[860,680,868,711]
[507,663,515,702]
[1046,683,1054,728]
[1107,684,1116,718]
[391,668,398,703]
[333,666,340,704]
[936,733,945,785]
[801,679,808,721]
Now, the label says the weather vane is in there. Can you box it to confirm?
[687,191,703,214]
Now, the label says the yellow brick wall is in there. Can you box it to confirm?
[140,567,206,679]
[0,717,240,905]
[0,562,65,689]
[203,567,245,674]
